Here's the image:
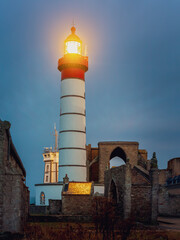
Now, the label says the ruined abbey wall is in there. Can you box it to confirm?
[0,121,29,233]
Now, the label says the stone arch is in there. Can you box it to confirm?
[40,192,45,205]
[109,147,126,168]
[109,180,117,204]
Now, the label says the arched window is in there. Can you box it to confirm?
[40,192,45,205]
[46,165,49,171]
[109,147,126,168]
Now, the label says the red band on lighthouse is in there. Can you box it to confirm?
[61,68,85,80]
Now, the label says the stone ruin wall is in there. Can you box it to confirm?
[158,166,180,217]
[0,121,29,233]
[98,142,139,183]
[62,195,92,215]
[104,164,157,223]
[131,167,152,223]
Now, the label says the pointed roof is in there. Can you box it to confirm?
[65,27,81,42]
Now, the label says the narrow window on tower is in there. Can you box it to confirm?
[47,165,49,172]
[46,176,48,182]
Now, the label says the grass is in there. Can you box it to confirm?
[11,222,180,240]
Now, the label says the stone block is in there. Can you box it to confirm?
[62,195,92,215]
[49,200,62,214]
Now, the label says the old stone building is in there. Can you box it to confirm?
[158,158,180,216]
[0,120,29,233]
[87,142,179,221]
[86,141,159,223]
[87,141,152,184]
[44,141,157,223]
[34,137,180,223]
[62,181,94,216]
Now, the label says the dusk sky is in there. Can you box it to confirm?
[0,0,180,199]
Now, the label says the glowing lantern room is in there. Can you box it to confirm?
[64,26,82,55]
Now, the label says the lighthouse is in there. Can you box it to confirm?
[58,26,88,182]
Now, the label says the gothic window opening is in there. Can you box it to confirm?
[109,147,126,168]
[40,192,45,205]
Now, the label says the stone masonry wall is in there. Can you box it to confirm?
[131,166,152,223]
[150,169,159,223]
[159,170,169,185]
[86,145,99,182]
[62,195,92,215]
[0,121,29,233]
[3,175,27,232]
[104,164,131,218]
[158,185,170,215]
[169,194,180,216]
[168,158,180,177]
[104,164,155,223]
[158,170,170,216]
[49,200,62,214]
[99,142,139,183]
[158,185,180,217]
[131,185,151,223]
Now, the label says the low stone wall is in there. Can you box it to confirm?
[159,187,180,217]
[158,184,180,217]
[28,215,92,222]
[158,186,170,216]
[29,205,49,215]
[49,200,62,215]
[169,194,180,216]
[62,195,92,215]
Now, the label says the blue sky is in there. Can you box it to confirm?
[0,0,180,199]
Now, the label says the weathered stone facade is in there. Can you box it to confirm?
[158,158,180,217]
[62,195,93,215]
[104,162,159,223]
[62,181,94,216]
[0,120,29,233]
[49,199,62,214]
[86,145,99,182]
[98,142,139,183]
[34,139,180,222]
[104,163,132,219]
[87,142,150,184]
[87,141,180,221]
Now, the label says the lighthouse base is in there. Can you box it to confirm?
[59,166,87,182]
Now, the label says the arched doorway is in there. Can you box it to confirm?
[109,147,126,168]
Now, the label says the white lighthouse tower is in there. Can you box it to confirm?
[58,26,88,182]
